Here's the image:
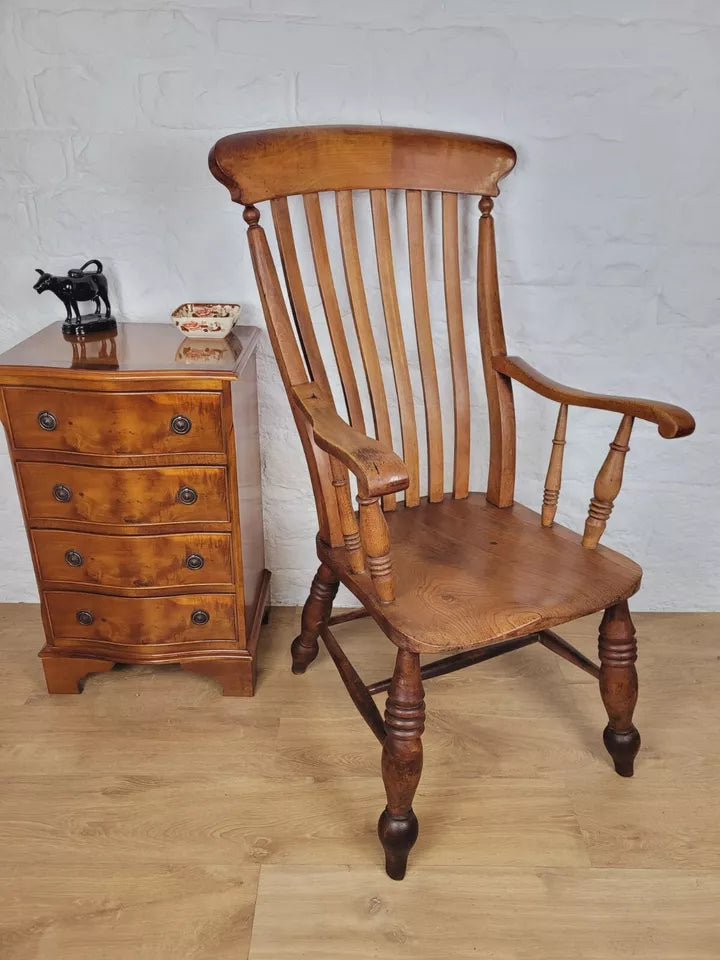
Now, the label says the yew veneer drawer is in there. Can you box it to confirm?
[45,592,236,645]
[4,388,224,455]
[18,463,229,525]
[32,531,234,589]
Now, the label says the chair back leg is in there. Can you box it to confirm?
[291,563,339,674]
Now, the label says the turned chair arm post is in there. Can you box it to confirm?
[541,403,568,527]
[583,414,634,549]
[291,381,405,601]
[329,457,365,575]
[356,494,396,604]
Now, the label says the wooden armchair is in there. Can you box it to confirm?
[209,126,695,879]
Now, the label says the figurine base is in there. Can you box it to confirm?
[62,316,117,338]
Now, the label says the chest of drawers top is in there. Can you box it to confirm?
[0,321,259,392]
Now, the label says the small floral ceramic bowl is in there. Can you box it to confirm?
[171,302,240,339]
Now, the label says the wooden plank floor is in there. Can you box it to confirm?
[0,604,718,958]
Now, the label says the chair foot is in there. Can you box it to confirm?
[290,635,316,674]
[291,563,339,675]
[378,808,418,880]
[599,600,640,777]
[603,725,641,777]
[379,649,425,879]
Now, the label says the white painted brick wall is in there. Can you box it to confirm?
[0,1,717,611]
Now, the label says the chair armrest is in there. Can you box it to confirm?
[493,355,695,439]
[292,382,409,498]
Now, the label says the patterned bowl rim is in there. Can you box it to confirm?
[171,302,241,320]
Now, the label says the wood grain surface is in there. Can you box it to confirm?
[211,124,517,203]
[45,590,236,645]
[320,495,642,652]
[18,462,229,527]
[0,605,718,958]
[31,530,234,592]
[4,387,224,456]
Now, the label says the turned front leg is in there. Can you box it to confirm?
[598,600,640,777]
[291,563,339,674]
[378,649,425,880]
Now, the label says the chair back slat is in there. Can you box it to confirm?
[370,189,421,508]
[336,189,396,510]
[270,197,329,390]
[303,192,366,432]
[442,192,471,500]
[406,189,444,503]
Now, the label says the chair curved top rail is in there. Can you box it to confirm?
[209,125,517,204]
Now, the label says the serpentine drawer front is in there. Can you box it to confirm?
[0,321,270,696]
[31,530,235,591]
[45,591,237,646]
[4,387,225,455]
[18,462,230,527]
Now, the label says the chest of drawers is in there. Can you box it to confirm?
[0,322,270,695]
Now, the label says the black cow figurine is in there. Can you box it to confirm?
[33,259,117,337]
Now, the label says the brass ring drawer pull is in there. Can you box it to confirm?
[185,553,204,571]
[37,410,57,431]
[64,549,83,567]
[53,483,72,503]
[177,485,198,505]
[76,609,94,626]
[170,414,192,435]
[191,609,210,625]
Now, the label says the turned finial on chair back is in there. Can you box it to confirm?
[210,125,518,549]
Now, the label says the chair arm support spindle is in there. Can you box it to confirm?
[292,381,402,602]
[330,461,366,575]
[583,414,634,549]
[542,403,568,527]
[357,495,396,604]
